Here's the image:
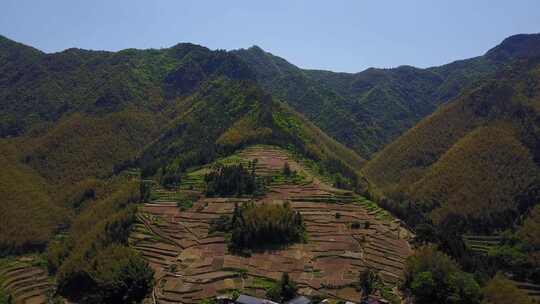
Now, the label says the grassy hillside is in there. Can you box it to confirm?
[362,58,540,232]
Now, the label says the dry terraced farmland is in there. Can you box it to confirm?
[130,146,413,303]
[0,257,53,304]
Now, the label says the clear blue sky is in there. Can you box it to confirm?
[1,0,539,72]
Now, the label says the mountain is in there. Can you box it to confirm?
[2,33,540,252]
[0,37,253,138]
[0,36,363,255]
[2,32,540,303]
[234,33,540,158]
[361,56,540,232]
[136,76,364,191]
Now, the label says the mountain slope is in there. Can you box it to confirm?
[139,77,364,187]
[0,37,364,256]
[235,34,540,158]
[0,140,66,254]
[0,36,253,137]
[233,46,377,155]
[362,57,540,231]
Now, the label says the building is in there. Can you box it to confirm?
[236,294,280,304]
[284,296,312,304]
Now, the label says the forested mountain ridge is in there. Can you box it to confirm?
[2,32,540,303]
[234,33,540,158]
[137,77,364,185]
[0,36,253,137]
[362,56,540,232]
[0,35,363,256]
[3,33,540,162]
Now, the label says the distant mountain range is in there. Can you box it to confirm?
[2,31,540,304]
[234,33,540,157]
[0,31,538,252]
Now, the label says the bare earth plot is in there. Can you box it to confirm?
[130,146,413,304]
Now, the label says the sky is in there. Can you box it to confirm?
[1,1,539,72]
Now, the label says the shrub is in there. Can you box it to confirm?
[267,273,297,302]
[283,162,292,177]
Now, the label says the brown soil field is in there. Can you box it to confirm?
[130,146,413,303]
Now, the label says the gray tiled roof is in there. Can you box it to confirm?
[236,295,280,304]
[285,296,311,304]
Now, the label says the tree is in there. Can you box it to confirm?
[283,162,292,177]
[139,180,152,203]
[279,272,297,301]
[227,202,305,251]
[267,273,297,302]
[410,271,436,304]
[204,163,260,197]
[0,289,12,304]
[447,272,481,304]
[358,268,380,299]
[87,245,154,303]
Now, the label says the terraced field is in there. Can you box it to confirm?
[462,234,502,255]
[509,280,540,303]
[0,258,54,304]
[130,146,412,303]
[462,235,540,302]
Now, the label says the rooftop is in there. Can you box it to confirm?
[236,295,280,304]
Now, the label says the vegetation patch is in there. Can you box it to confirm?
[205,161,264,197]
[404,246,481,304]
[210,202,306,252]
[46,180,154,303]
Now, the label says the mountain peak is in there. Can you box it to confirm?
[485,33,540,61]
[0,34,42,53]
[247,45,265,52]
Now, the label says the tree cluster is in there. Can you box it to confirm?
[404,246,481,304]
[205,162,261,197]
[210,202,305,251]
[46,181,154,303]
